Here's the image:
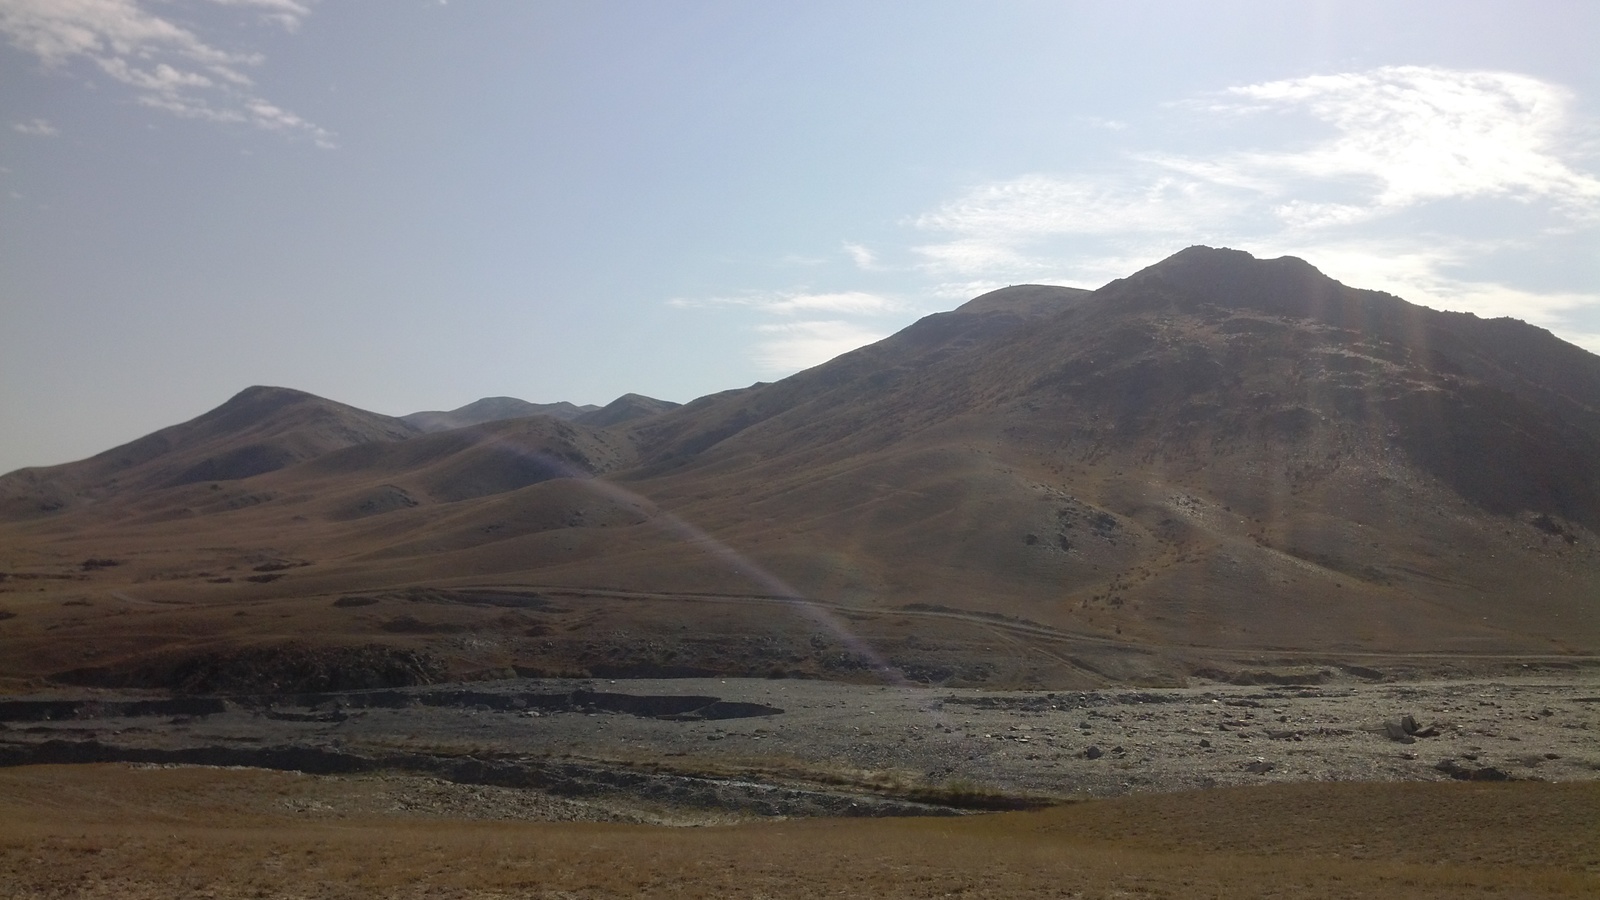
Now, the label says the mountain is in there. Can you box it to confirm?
[0,386,418,519]
[401,393,681,433]
[575,393,682,428]
[401,397,598,432]
[2,248,1596,691]
[604,247,1599,650]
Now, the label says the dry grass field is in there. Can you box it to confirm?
[2,764,1596,898]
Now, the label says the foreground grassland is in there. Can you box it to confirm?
[2,764,1596,898]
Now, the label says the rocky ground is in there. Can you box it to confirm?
[3,665,1597,821]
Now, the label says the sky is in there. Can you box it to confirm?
[1,0,1597,474]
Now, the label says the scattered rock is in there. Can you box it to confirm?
[1382,714,1437,742]
[1433,759,1512,781]
[1383,721,1415,744]
[1083,745,1104,760]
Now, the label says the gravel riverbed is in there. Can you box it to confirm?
[3,669,1597,820]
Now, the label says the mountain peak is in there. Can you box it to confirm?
[955,284,1091,318]
[231,385,312,400]
[1124,245,1326,289]
[0,387,417,515]
[222,385,317,410]
[1098,245,1402,328]
[575,393,681,428]
[400,397,598,433]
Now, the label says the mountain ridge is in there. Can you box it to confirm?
[2,247,1595,688]
[0,386,418,519]
[401,397,598,432]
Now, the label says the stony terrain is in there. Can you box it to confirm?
[3,670,1598,898]
[3,669,1596,820]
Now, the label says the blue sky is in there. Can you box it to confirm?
[2,1,1597,473]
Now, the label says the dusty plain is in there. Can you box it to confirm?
[3,670,1599,897]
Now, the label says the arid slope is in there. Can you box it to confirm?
[2,248,1597,688]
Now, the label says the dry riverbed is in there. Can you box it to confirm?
[3,667,1597,819]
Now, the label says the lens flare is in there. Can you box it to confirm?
[489,439,915,686]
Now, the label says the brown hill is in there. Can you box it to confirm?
[401,394,679,433]
[0,386,418,520]
[2,249,1596,689]
[575,393,682,428]
[602,247,1599,651]
[401,397,599,432]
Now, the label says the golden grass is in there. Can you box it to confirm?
[1,765,1596,898]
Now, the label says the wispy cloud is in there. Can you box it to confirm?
[1270,238,1600,334]
[11,117,56,136]
[768,291,901,316]
[1077,116,1128,131]
[911,174,1247,276]
[843,242,879,270]
[670,289,903,317]
[1205,67,1600,220]
[0,0,332,145]
[671,288,909,372]
[750,320,893,373]
[677,66,1599,372]
[207,0,312,32]
[911,65,1600,340]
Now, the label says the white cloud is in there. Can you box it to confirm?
[907,65,1600,343]
[750,320,891,372]
[672,287,912,374]
[670,289,902,316]
[0,0,332,145]
[915,173,1242,240]
[12,117,57,135]
[682,66,1600,371]
[768,291,902,315]
[206,0,311,32]
[1275,238,1600,330]
[1212,67,1600,218]
[911,174,1250,276]
[912,238,1041,277]
[916,68,1600,275]
[1077,116,1128,131]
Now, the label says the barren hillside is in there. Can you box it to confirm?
[2,248,1596,689]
